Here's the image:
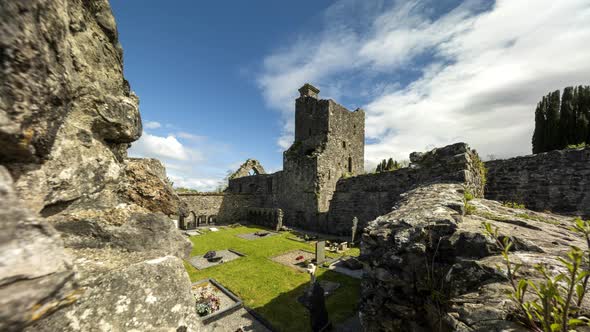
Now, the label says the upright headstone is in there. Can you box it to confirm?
[351,217,358,244]
[315,240,326,264]
[276,209,284,231]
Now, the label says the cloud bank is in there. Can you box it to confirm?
[257,0,590,167]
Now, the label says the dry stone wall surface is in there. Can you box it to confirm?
[486,147,590,218]
[360,183,584,331]
[328,143,485,235]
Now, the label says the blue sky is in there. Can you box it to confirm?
[112,0,590,191]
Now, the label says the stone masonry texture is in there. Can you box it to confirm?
[486,147,590,218]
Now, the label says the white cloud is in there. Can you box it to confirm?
[144,121,162,129]
[167,174,222,192]
[128,131,237,192]
[257,0,590,164]
[176,132,206,142]
[129,132,193,161]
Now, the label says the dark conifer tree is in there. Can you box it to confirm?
[386,158,394,171]
[559,87,575,148]
[376,163,382,173]
[581,86,590,144]
[380,159,387,172]
[545,91,561,151]
[532,100,546,154]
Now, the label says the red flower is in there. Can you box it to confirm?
[296,255,304,261]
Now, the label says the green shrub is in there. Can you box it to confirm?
[465,203,476,215]
[482,218,590,331]
[566,142,588,149]
[463,189,476,215]
[464,190,474,202]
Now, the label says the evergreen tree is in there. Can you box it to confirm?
[380,159,387,172]
[532,100,546,154]
[386,158,394,171]
[376,163,382,173]
[581,86,590,144]
[545,90,561,151]
[559,87,575,148]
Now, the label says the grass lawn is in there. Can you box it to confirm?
[183,226,360,332]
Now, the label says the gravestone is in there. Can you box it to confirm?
[351,217,358,244]
[315,241,326,264]
[276,209,283,231]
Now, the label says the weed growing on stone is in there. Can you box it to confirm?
[463,190,476,215]
[566,143,588,150]
[482,219,590,331]
[503,201,526,209]
[516,213,559,225]
[472,151,488,188]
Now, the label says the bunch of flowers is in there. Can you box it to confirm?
[195,289,221,317]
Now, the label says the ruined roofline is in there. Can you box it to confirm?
[297,83,365,115]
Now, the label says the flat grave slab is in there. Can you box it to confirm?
[192,278,242,323]
[271,249,315,272]
[189,249,245,270]
[327,257,363,279]
[183,230,201,236]
[203,307,272,332]
[235,231,279,241]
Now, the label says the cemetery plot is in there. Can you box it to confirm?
[235,230,279,240]
[184,226,361,332]
[191,278,242,322]
[271,249,316,272]
[326,256,363,279]
[188,249,245,270]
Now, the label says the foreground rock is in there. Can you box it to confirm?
[26,256,201,332]
[360,183,585,331]
[1,0,198,330]
[0,167,76,331]
[52,206,192,258]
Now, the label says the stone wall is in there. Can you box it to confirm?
[328,143,485,235]
[246,207,283,231]
[485,147,590,218]
[179,192,262,227]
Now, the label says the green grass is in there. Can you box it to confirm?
[184,226,360,332]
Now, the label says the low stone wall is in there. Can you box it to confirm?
[328,143,485,235]
[179,192,261,227]
[485,147,590,217]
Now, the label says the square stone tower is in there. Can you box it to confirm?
[279,83,365,230]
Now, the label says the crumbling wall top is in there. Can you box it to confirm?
[228,159,267,180]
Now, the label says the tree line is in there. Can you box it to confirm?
[532,85,590,153]
[375,158,408,173]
